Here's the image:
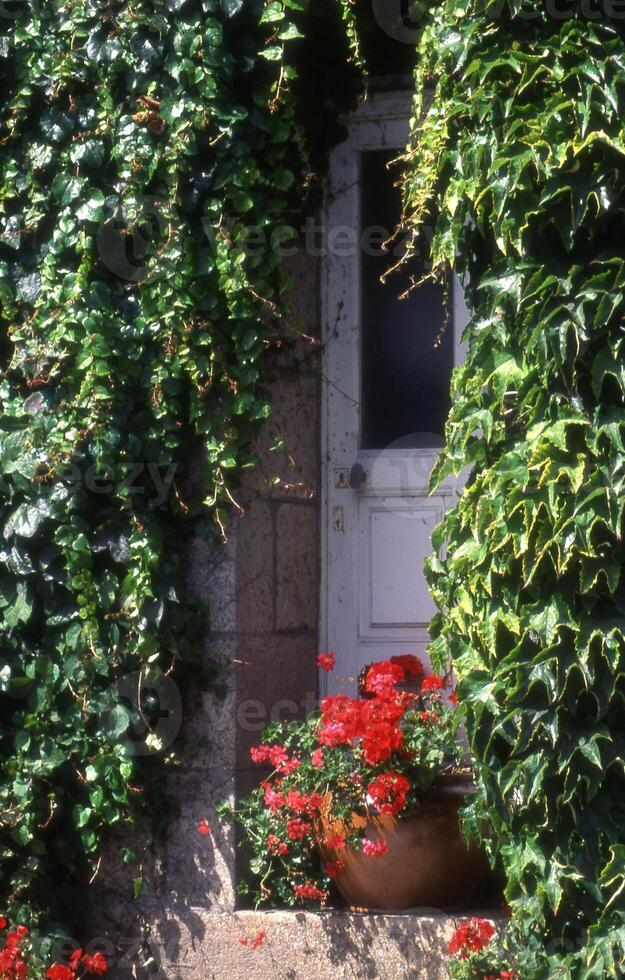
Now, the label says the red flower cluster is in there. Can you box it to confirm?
[317,660,447,766]
[0,925,28,979]
[324,859,346,878]
[267,834,288,856]
[364,661,405,698]
[483,973,515,980]
[286,817,311,840]
[318,696,365,747]
[70,951,108,976]
[0,920,109,980]
[448,918,495,959]
[418,709,439,726]
[261,782,323,821]
[197,820,212,836]
[361,838,389,857]
[284,790,323,816]
[250,744,289,768]
[360,697,405,764]
[421,674,445,694]
[318,692,405,764]
[280,758,301,776]
[367,772,411,815]
[311,748,324,768]
[317,652,336,672]
[293,881,329,901]
[261,781,286,812]
[239,930,266,950]
[46,949,108,979]
[324,833,346,850]
[46,968,74,980]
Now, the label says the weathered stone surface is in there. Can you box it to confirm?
[235,500,274,632]
[88,901,504,980]
[186,532,237,633]
[235,634,319,762]
[242,375,319,501]
[163,770,236,909]
[283,249,320,340]
[178,639,236,771]
[275,503,318,631]
[140,909,493,979]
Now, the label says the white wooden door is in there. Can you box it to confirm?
[320,91,468,697]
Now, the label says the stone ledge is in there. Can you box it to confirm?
[146,908,504,980]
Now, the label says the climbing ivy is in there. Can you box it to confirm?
[0,0,353,950]
[404,1,625,976]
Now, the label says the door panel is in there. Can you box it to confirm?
[361,498,442,630]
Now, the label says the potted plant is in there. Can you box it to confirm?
[447,918,516,979]
[220,654,488,910]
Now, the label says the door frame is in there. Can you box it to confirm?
[319,90,466,697]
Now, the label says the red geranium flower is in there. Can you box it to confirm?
[311,748,324,768]
[286,817,311,840]
[293,881,329,901]
[364,661,405,698]
[318,696,365,746]
[360,696,405,764]
[317,652,336,672]
[239,929,267,950]
[83,952,108,975]
[46,966,76,980]
[448,918,495,959]
[324,833,346,850]
[0,917,7,930]
[324,859,347,877]
[284,790,323,816]
[279,757,301,776]
[267,834,288,856]
[421,674,445,694]
[367,772,411,815]
[250,744,289,769]
[361,838,389,857]
[197,820,212,836]
[261,781,286,812]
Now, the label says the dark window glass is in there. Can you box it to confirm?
[360,150,452,450]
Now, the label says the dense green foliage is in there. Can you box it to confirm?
[6,0,624,974]
[404,1,625,976]
[0,0,353,948]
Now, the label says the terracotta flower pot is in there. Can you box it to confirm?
[317,777,488,911]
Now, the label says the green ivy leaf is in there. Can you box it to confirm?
[220,0,244,16]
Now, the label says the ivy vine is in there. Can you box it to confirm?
[0,0,354,953]
[404,1,625,976]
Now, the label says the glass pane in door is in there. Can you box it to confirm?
[360,149,453,451]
